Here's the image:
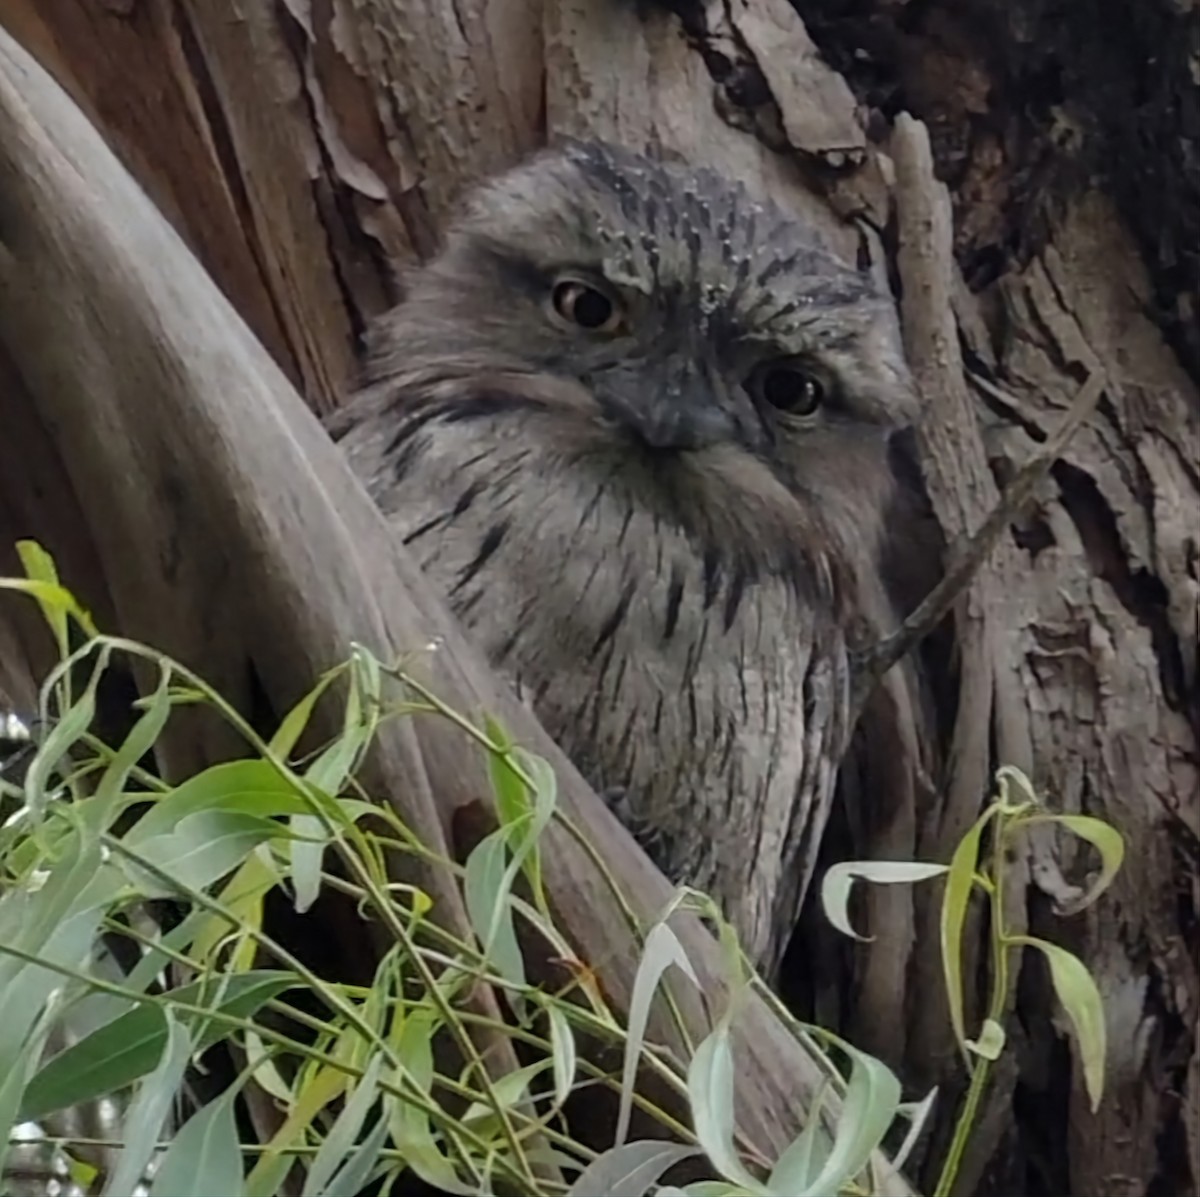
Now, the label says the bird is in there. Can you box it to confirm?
[330,139,921,975]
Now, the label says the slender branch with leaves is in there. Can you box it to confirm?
[1,542,1121,1197]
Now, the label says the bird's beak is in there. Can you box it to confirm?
[595,366,743,451]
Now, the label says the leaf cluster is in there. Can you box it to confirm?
[0,543,1122,1197]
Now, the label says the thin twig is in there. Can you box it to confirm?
[852,368,1107,707]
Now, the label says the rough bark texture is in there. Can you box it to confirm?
[0,0,1195,1194]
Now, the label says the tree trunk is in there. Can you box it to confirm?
[0,2,1195,1195]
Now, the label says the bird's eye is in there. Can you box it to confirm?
[749,361,827,417]
[550,278,625,334]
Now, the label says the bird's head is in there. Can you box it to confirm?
[354,141,925,616]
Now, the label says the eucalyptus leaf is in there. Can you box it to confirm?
[304,1054,384,1197]
[564,1140,701,1196]
[103,1011,193,1197]
[149,1086,245,1197]
[1025,813,1125,914]
[20,970,295,1121]
[93,662,173,814]
[890,1087,938,1175]
[268,667,344,760]
[687,1021,765,1193]
[966,1018,1006,1060]
[1011,935,1107,1110]
[321,1109,390,1197]
[460,1060,551,1134]
[26,643,112,815]
[463,828,526,992]
[796,1043,902,1197]
[15,539,96,646]
[127,759,306,843]
[546,1001,577,1109]
[821,861,948,941]
[487,737,529,834]
[616,920,700,1146]
[289,812,328,914]
[389,1008,476,1195]
[766,1082,831,1192]
[0,1004,53,1180]
[0,904,106,1101]
[125,810,281,897]
[940,804,1001,1052]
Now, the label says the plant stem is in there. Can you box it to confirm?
[933,809,1014,1197]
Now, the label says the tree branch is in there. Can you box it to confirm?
[853,366,1107,700]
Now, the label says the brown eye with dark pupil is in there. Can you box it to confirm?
[553,281,618,331]
[756,365,825,415]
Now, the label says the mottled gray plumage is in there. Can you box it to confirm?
[332,141,918,972]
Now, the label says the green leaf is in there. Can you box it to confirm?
[128,759,306,843]
[242,1152,294,1197]
[93,662,173,815]
[460,1059,552,1136]
[616,920,700,1146]
[125,810,281,897]
[103,1011,193,1197]
[487,740,530,834]
[149,1086,245,1197]
[483,714,514,753]
[0,1003,54,1180]
[304,730,362,799]
[940,804,1001,1053]
[890,1087,939,1175]
[14,540,98,640]
[463,828,526,993]
[304,659,375,801]
[687,1020,767,1193]
[994,765,1039,812]
[288,813,329,914]
[20,970,295,1121]
[288,717,368,913]
[1011,935,1107,1111]
[1024,814,1125,913]
[766,1083,832,1192]
[79,909,223,1032]
[268,667,344,760]
[388,1008,476,1195]
[564,1141,702,1196]
[304,1054,384,1197]
[508,748,557,904]
[25,642,113,815]
[796,1043,902,1197]
[321,1110,390,1197]
[15,541,70,655]
[0,828,109,983]
[821,861,948,941]
[466,747,558,987]
[966,1018,1006,1060]
[0,904,107,1100]
[546,1002,577,1110]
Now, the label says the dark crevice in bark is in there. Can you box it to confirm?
[1009,513,1055,560]
[1052,459,1189,712]
[275,2,374,358]
[1139,963,1195,1197]
[167,0,304,389]
[797,0,1200,384]
[244,658,283,746]
[278,0,407,353]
